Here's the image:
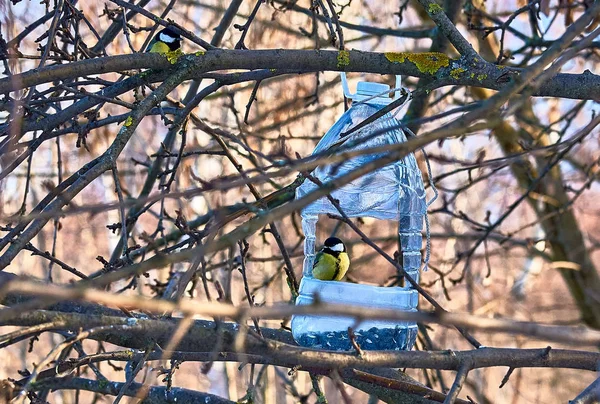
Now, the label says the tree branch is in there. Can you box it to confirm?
[26,377,235,404]
[5,279,600,346]
[1,309,599,373]
[2,51,599,100]
[416,0,480,59]
[443,364,471,404]
[570,376,600,404]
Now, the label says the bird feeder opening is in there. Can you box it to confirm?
[308,218,406,286]
[290,79,427,351]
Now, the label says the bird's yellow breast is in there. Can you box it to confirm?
[338,252,349,278]
[148,41,171,55]
[312,251,350,281]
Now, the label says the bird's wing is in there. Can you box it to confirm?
[145,38,156,53]
[312,251,339,280]
[313,251,324,267]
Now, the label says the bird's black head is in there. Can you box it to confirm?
[157,27,181,50]
[322,237,346,253]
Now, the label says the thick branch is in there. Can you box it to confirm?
[6,280,600,346]
[1,310,599,372]
[1,51,599,100]
[29,377,235,404]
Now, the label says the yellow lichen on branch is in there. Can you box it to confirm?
[337,50,350,68]
[428,3,444,14]
[166,49,184,64]
[385,52,450,75]
[450,67,466,79]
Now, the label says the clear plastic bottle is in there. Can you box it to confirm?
[290,77,427,351]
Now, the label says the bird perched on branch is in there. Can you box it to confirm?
[312,237,349,281]
[146,27,181,55]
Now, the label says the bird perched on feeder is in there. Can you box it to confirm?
[312,237,350,281]
[146,27,182,55]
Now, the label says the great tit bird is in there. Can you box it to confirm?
[146,27,181,55]
[312,237,350,281]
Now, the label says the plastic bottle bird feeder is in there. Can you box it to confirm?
[290,74,427,351]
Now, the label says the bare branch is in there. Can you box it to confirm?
[2,51,600,100]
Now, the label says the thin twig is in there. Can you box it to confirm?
[238,240,263,336]
[234,0,265,49]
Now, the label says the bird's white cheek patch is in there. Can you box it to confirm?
[329,244,344,252]
[160,33,177,43]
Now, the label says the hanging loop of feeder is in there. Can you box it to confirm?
[340,72,405,104]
